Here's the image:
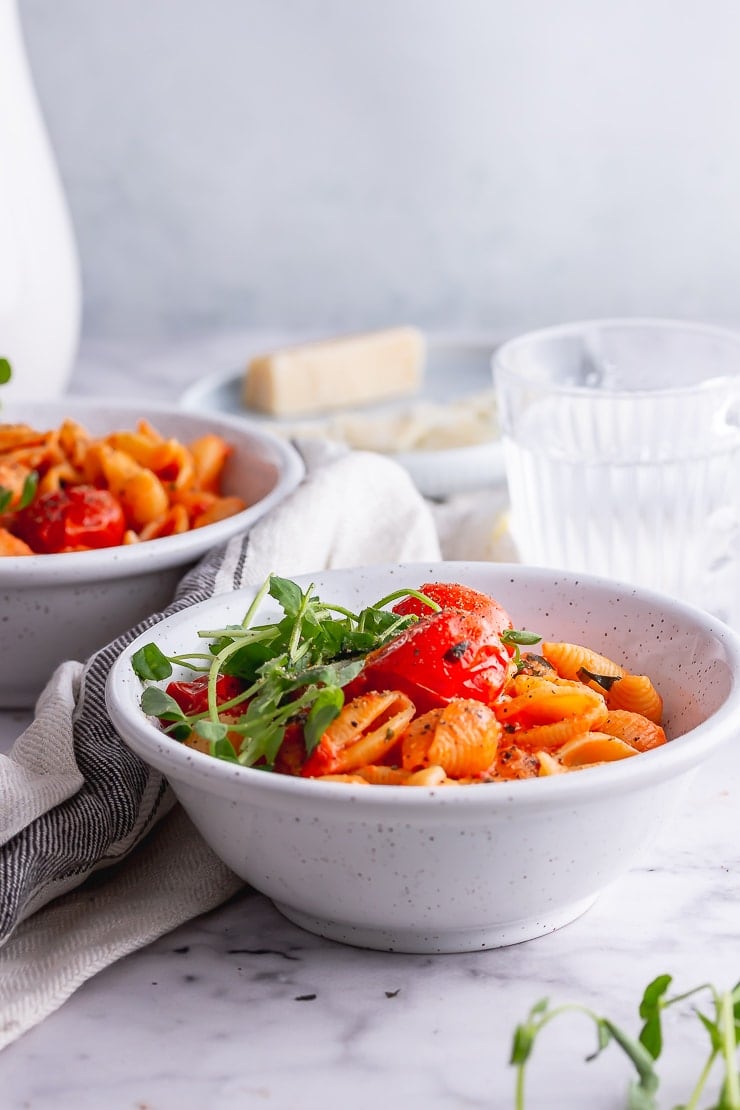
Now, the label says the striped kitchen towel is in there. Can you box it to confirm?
[0,443,442,1049]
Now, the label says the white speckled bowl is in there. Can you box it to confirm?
[106,562,740,953]
[0,400,304,707]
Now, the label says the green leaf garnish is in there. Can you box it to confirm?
[194,719,228,743]
[304,686,344,754]
[0,357,11,385]
[140,687,187,721]
[637,973,673,1059]
[268,574,305,618]
[209,735,239,763]
[17,470,38,510]
[0,470,38,515]
[132,643,173,681]
[502,629,542,646]
[168,723,193,742]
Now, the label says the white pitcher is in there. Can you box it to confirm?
[0,0,81,399]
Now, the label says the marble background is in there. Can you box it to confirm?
[20,0,740,344]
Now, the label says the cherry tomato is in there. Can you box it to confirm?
[166,673,245,717]
[346,608,510,714]
[299,730,343,778]
[16,486,126,553]
[393,582,514,642]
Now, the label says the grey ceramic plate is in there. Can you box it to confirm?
[179,336,505,500]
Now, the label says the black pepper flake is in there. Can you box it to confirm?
[385,989,401,998]
[173,946,190,954]
[444,640,469,662]
[295,993,317,1001]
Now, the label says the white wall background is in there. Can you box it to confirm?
[20,0,740,342]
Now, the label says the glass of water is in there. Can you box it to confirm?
[493,318,740,626]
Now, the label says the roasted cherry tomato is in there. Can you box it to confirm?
[299,736,335,778]
[393,582,514,642]
[345,608,510,714]
[15,485,126,553]
[166,673,245,717]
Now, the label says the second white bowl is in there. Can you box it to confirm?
[0,399,304,707]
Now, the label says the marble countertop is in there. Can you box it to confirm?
[2,334,739,1109]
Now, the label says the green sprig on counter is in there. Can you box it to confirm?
[510,975,740,1109]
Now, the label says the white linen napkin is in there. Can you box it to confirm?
[0,444,442,1050]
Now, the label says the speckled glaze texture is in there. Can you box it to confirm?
[0,400,304,707]
[106,562,740,953]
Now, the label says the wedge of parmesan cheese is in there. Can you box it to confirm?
[243,326,425,416]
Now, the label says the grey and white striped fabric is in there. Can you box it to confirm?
[0,446,441,1048]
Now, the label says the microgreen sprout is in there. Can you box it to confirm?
[501,628,542,671]
[511,975,740,1109]
[0,359,41,513]
[132,573,427,768]
[0,469,38,515]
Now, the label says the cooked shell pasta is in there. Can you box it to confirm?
[148,578,669,788]
[557,732,639,767]
[601,710,667,752]
[312,691,415,775]
[400,700,501,777]
[0,416,247,554]
[540,641,626,684]
[605,674,664,723]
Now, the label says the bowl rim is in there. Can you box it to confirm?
[0,398,305,583]
[106,560,740,811]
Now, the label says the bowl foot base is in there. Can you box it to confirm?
[272,894,598,953]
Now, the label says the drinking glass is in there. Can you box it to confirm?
[493,318,740,626]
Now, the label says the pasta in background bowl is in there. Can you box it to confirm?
[0,400,304,707]
[106,561,740,954]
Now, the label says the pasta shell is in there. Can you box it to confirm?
[558,732,639,767]
[401,700,501,777]
[605,674,663,723]
[323,691,415,773]
[536,751,567,776]
[513,712,605,751]
[541,641,626,683]
[356,765,410,785]
[406,765,449,786]
[315,774,369,784]
[601,710,667,751]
